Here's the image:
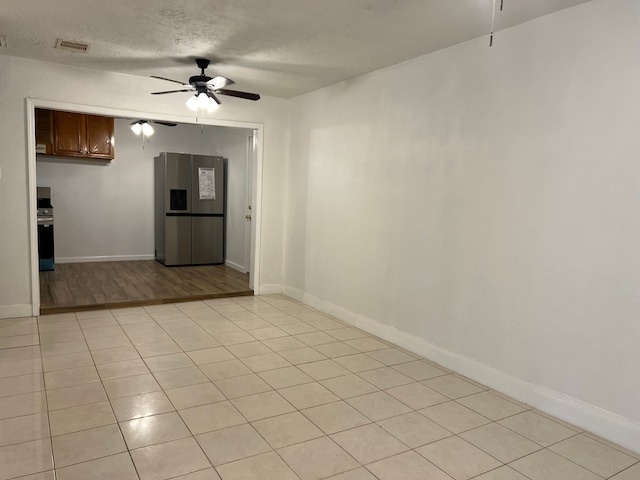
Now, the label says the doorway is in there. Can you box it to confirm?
[27,99,264,315]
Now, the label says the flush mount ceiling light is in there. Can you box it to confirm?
[130,120,154,136]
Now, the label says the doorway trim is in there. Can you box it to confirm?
[244,133,256,282]
[26,98,265,316]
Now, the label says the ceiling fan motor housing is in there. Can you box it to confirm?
[189,75,212,85]
[195,58,210,70]
[190,58,213,84]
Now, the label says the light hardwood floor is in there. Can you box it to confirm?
[39,261,252,314]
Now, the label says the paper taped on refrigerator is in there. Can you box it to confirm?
[198,167,216,200]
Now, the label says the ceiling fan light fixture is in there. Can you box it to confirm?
[186,91,219,113]
[206,93,220,113]
[185,94,200,112]
[197,92,211,110]
[142,122,155,136]
[130,120,155,136]
[130,122,143,135]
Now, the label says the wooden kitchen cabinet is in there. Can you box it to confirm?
[53,111,114,160]
[53,111,85,157]
[84,114,115,159]
[35,109,54,155]
[35,108,115,160]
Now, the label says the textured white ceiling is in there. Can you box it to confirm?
[0,0,590,98]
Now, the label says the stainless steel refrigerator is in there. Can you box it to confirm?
[154,152,226,266]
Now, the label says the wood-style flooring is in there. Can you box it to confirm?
[39,261,252,314]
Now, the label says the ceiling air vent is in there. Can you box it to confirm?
[55,38,90,53]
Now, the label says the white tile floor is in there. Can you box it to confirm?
[0,294,638,479]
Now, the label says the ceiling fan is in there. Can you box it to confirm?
[129,119,177,136]
[151,58,260,111]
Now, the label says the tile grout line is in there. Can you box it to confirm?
[532,439,633,479]
[35,312,57,480]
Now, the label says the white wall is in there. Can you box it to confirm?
[36,120,252,269]
[284,0,640,451]
[0,55,288,317]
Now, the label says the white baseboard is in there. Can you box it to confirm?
[282,285,304,302]
[225,260,247,273]
[257,284,282,295]
[56,254,155,264]
[0,304,33,319]
[284,286,640,454]
[527,384,640,455]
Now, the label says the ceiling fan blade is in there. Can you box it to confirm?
[207,91,222,105]
[153,121,178,127]
[151,75,188,85]
[206,76,235,89]
[151,89,194,95]
[215,89,261,101]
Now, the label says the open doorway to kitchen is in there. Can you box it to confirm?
[27,100,264,315]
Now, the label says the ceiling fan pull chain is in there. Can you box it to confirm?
[489,0,505,46]
[490,0,497,46]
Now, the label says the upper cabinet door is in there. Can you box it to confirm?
[35,109,54,155]
[53,111,84,157]
[85,114,114,159]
